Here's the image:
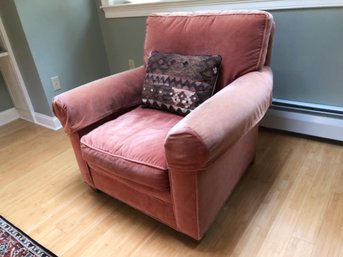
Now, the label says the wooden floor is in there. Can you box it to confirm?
[0,119,342,257]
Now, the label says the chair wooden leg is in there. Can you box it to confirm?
[250,155,256,165]
[88,186,100,193]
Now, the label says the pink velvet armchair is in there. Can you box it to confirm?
[52,11,275,240]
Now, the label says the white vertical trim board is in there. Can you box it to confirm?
[17,108,37,122]
[0,108,19,126]
[34,112,62,131]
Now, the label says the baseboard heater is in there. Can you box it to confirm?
[260,98,343,142]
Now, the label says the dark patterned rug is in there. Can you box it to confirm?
[0,216,57,257]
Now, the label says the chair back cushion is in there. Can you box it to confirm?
[144,11,274,90]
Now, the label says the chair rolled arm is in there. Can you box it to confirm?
[52,66,145,134]
[165,66,273,171]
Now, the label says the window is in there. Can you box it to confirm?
[104,0,184,4]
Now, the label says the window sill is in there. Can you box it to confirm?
[100,0,343,18]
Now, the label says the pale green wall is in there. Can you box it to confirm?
[96,0,145,73]
[14,0,110,114]
[271,8,343,106]
[0,0,110,116]
[0,72,14,112]
[97,6,343,107]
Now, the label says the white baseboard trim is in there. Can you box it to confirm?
[260,108,343,141]
[34,112,62,131]
[0,108,19,126]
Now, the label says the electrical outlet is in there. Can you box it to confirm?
[128,59,135,69]
[51,76,61,91]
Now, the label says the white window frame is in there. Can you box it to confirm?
[100,0,343,18]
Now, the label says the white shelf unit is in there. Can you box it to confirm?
[0,16,35,123]
[0,51,9,58]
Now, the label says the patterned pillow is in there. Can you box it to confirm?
[141,51,222,116]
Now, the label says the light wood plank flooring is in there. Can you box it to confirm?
[0,119,342,257]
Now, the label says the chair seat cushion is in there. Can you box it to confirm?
[80,106,182,191]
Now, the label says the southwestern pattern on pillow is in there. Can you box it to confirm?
[142,51,222,115]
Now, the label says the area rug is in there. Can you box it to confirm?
[0,216,57,257]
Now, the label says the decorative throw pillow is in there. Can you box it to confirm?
[141,51,222,116]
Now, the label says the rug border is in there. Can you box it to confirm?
[0,215,58,257]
